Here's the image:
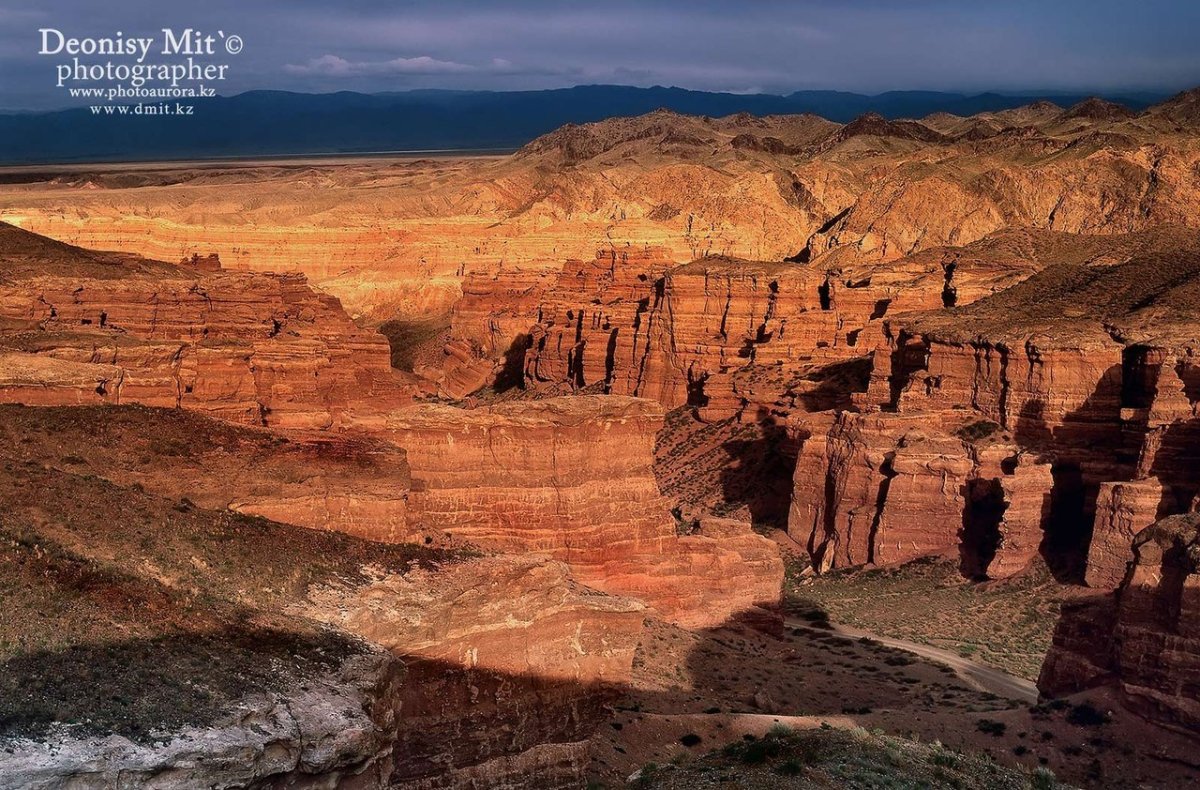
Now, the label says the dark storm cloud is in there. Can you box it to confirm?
[4,0,1199,109]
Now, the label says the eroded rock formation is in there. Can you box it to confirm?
[454,228,1189,429]
[0,222,417,429]
[789,235,1200,581]
[0,407,645,789]
[1039,514,1200,731]
[386,395,783,628]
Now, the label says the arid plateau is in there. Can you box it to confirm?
[3,89,1200,789]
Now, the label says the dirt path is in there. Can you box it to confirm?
[786,618,1039,704]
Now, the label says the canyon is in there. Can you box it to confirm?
[3,89,1200,787]
[0,224,783,787]
[4,89,1200,327]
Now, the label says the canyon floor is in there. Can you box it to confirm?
[3,91,1200,788]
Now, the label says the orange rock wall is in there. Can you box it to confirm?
[1039,515,1200,730]
[385,396,782,628]
[0,271,414,429]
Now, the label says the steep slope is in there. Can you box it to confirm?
[1039,513,1200,731]
[0,222,417,429]
[0,416,649,788]
[791,239,1200,582]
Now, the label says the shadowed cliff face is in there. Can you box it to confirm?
[1039,514,1200,734]
[785,239,1200,587]
[0,431,643,789]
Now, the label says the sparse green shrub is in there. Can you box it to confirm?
[774,759,803,776]
[1066,701,1108,727]
[741,737,783,764]
[1030,765,1058,790]
[976,718,1007,737]
[954,420,1000,442]
[929,744,960,768]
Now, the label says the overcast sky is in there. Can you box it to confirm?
[4,0,1200,110]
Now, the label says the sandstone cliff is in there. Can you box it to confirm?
[1039,514,1200,731]
[385,395,783,628]
[0,410,644,789]
[0,222,418,429]
[789,235,1200,581]
[470,228,1191,423]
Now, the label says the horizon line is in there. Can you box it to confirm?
[0,82,1190,116]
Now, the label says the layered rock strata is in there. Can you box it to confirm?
[0,222,417,429]
[0,225,783,630]
[386,395,783,628]
[1039,514,1200,731]
[788,410,1053,576]
[1085,479,1173,590]
[0,413,644,789]
[469,229,1187,429]
[791,241,1200,581]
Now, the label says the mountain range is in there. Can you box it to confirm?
[0,84,1168,165]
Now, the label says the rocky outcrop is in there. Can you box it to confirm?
[0,404,413,544]
[974,448,1056,579]
[2,651,401,790]
[385,396,783,628]
[0,352,121,406]
[1085,479,1172,590]
[790,240,1200,581]
[418,268,558,399]
[311,555,645,789]
[788,411,1052,576]
[1039,514,1200,731]
[0,222,418,429]
[510,247,929,424]
[524,247,675,401]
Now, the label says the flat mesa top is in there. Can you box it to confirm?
[0,151,511,175]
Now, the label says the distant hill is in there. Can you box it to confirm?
[0,84,1166,165]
